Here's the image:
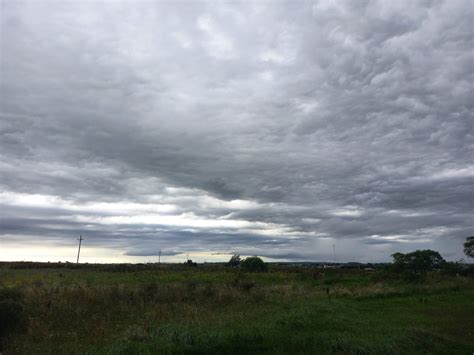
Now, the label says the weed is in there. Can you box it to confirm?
[1,264,473,354]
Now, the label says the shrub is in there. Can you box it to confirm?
[441,262,474,277]
[185,259,197,267]
[464,236,474,258]
[0,287,27,340]
[241,257,268,273]
[227,254,241,267]
[391,249,446,281]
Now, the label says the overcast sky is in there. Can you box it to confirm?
[1,0,473,263]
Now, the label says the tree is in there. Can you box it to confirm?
[391,249,445,279]
[241,256,268,273]
[227,254,241,267]
[184,259,197,267]
[463,236,474,258]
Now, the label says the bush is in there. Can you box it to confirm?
[441,262,474,277]
[185,259,198,267]
[391,250,446,281]
[241,257,268,273]
[0,287,27,341]
[464,236,474,258]
[227,254,241,267]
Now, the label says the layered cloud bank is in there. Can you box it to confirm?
[1,0,473,262]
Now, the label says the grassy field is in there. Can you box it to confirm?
[1,263,473,354]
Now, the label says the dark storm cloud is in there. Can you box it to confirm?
[1,0,473,261]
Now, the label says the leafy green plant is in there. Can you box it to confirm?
[0,287,27,342]
[227,254,241,267]
[241,257,268,273]
[185,259,198,267]
[464,236,474,258]
[391,250,445,281]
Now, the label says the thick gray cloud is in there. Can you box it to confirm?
[1,0,473,262]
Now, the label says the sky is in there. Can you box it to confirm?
[0,0,473,263]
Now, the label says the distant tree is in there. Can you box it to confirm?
[463,236,474,258]
[391,250,445,279]
[241,256,268,273]
[185,259,197,267]
[227,254,241,267]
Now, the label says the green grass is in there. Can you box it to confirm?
[1,264,473,354]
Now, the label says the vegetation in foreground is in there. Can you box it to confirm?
[0,257,473,354]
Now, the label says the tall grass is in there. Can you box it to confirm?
[1,264,473,354]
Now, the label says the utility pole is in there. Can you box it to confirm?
[158,249,161,264]
[333,244,336,263]
[77,235,83,264]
